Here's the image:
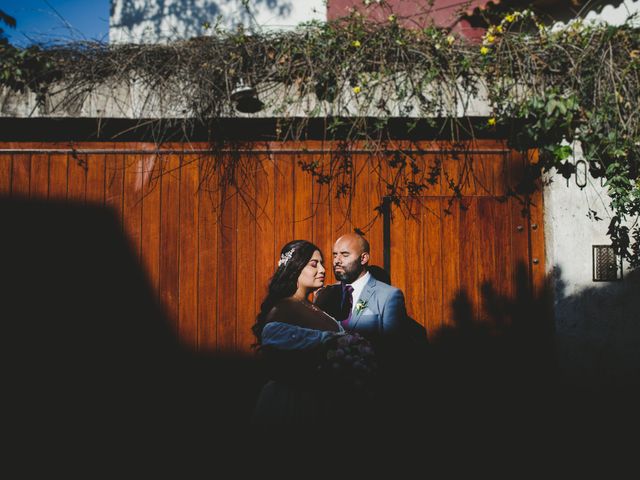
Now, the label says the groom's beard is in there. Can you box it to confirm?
[334,260,363,284]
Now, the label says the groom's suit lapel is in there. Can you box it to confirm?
[349,276,377,332]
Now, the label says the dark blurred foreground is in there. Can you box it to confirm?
[1,198,638,473]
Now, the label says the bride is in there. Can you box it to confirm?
[251,240,346,428]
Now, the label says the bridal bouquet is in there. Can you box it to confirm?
[318,332,377,393]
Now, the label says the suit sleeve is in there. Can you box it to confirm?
[381,288,407,336]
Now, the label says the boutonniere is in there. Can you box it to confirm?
[355,299,368,315]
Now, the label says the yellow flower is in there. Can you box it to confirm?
[486,34,496,43]
[480,46,490,55]
[446,35,455,45]
[496,25,503,33]
[505,14,515,23]
[353,86,362,94]
[488,117,496,126]
[352,40,361,48]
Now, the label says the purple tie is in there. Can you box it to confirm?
[340,284,354,329]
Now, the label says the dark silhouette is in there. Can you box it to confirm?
[0,197,263,471]
[2,197,638,470]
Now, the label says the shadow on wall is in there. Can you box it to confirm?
[112,0,294,41]
[2,197,638,468]
[552,264,640,390]
[0,197,265,470]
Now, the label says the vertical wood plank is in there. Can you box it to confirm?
[528,150,546,300]
[351,153,370,240]
[159,153,181,335]
[217,177,237,353]
[493,197,513,302]
[366,151,385,273]
[105,154,124,225]
[493,152,508,197]
[404,199,425,328]
[85,153,106,206]
[459,197,479,323]
[330,149,352,245]
[293,152,314,242]
[477,197,499,324]
[389,204,406,293]
[424,198,443,338]
[443,150,471,197]
[67,153,87,203]
[30,153,49,199]
[123,154,143,259]
[0,154,11,196]
[49,153,68,202]
[11,154,30,198]
[509,150,531,294]
[472,152,494,196]
[141,153,161,295]
[255,152,276,327]
[441,198,461,327]
[236,152,258,353]
[179,154,199,349]
[198,153,219,352]
[312,151,334,283]
[274,152,295,257]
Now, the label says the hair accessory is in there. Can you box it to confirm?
[278,247,295,267]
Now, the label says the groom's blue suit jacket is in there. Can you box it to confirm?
[314,275,408,340]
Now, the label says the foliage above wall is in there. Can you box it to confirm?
[1,8,639,266]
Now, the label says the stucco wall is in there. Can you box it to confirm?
[544,147,640,389]
[542,0,640,388]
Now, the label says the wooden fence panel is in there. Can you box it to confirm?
[30,153,49,200]
[159,153,181,336]
[67,154,86,203]
[123,154,143,259]
[86,153,106,206]
[236,155,258,354]
[141,153,161,295]
[12,154,30,198]
[178,154,200,349]
[217,182,238,352]
[197,154,219,352]
[0,141,543,354]
[0,154,11,195]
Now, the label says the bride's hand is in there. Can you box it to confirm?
[312,286,325,301]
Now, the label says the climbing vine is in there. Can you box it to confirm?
[1,7,639,266]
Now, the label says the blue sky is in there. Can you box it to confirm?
[0,0,109,45]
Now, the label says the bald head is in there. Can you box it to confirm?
[332,233,370,283]
[335,233,369,255]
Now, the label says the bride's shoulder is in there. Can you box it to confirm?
[266,298,301,323]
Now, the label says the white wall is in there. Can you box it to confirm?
[110,0,326,43]
[542,0,640,388]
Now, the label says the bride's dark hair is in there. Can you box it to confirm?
[252,239,321,344]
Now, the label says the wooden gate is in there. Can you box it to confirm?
[387,147,545,338]
[0,140,544,352]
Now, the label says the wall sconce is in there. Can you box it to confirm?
[562,158,601,189]
[231,79,263,113]
[575,159,587,189]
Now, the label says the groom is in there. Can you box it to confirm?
[314,232,408,354]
